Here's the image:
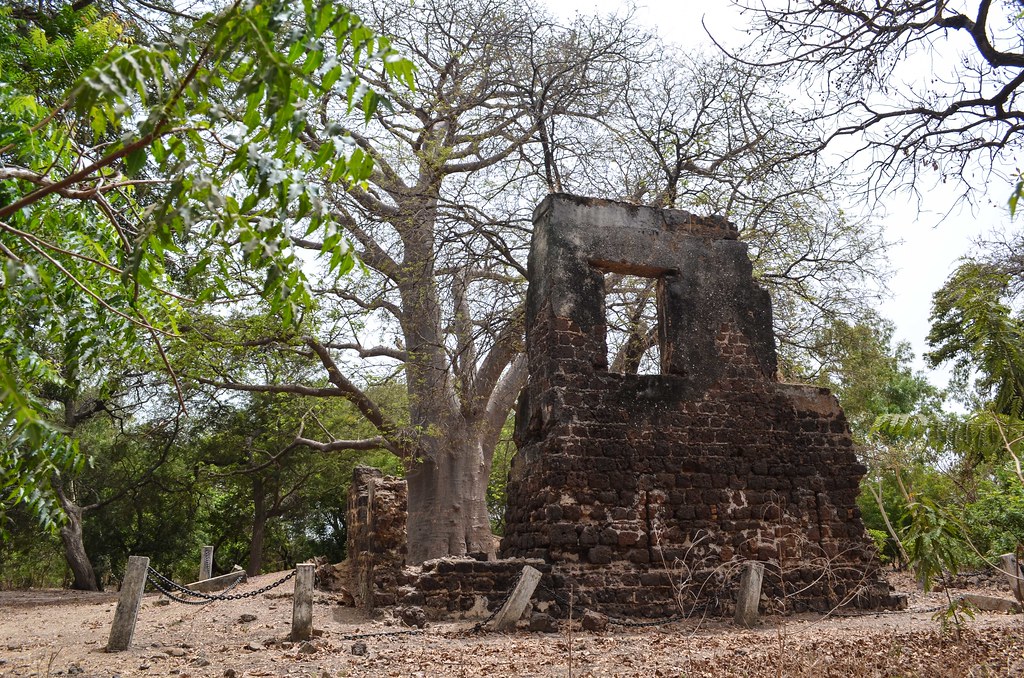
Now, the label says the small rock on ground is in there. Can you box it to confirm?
[529,613,559,633]
[581,610,609,632]
[396,605,427,629]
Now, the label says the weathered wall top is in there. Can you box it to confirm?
[527,194,776,387]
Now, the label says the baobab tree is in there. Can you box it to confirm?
[192,0,651,564]
[192,0,890,564]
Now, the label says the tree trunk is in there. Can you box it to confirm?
[249,477,266,576]
[55,484,99,591]
[405,433,494,565]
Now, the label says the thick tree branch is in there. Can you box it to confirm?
[302,336,397,435]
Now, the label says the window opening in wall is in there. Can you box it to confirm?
[603,272,662,375]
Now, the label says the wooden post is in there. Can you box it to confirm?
[998,554,1024,606]
[199,545,214,581]
[734,561,765,628]
[488,565,543,631]
[290,564,315,641]
[107,555,149,652]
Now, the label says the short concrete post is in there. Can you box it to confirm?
[290,563,315,641]
[489,565,543,631]
[199,545,214,581]
[734,561,765,628]
[107,555,149,652]
[998,554,1024,605]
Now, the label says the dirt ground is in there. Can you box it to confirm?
[1,570,1022,677]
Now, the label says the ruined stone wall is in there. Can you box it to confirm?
[501,194,900,617]
[346,467,410,609]
[403,558,551,620]
[345,468,545,620]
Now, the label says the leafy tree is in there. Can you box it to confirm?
[0,0,413,532]
[928,261,1024,414]
[963,463,1024,558]
[77,413,203,586]
[194,390,398,575]
[815,314,941,440]
[874,255,1024,582]
[192,0,894,565]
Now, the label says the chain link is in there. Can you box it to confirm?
[340,629,425,641]
[146,567,296,605]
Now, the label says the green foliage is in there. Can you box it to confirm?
[190,384,405,573]
[0,4,121,101]
[869,251,1024,591]
[0,1,414,533]
[487,419,517,535]
[962,464,1024,559]
[933,595,976,640]
[927,262,1024,411]
[815,314,940,441]
[0,511,68,588]
[866,528,892,565]
[1009,175,1024,217]
[902,495,968,592]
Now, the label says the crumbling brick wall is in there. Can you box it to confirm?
[501,194,901,617]
[401,557,552,620]
[346,467,409,609]
[345,468,542,620]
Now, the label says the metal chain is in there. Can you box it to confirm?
[146,567,295,605]
[148,577,226,606]
[339,629,424,641]
[147,567,245,602]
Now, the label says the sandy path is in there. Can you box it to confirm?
[1,572,1022,677]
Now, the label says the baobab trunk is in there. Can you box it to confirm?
[405,437,495,565]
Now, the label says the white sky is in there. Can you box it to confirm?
[544,0,1015,390]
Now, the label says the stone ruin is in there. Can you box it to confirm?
[330,466,547,620]
[327,194,902,622]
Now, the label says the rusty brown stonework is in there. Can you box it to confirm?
[499,194,902,617]
[346,467,408,609]
[344,467,551,620]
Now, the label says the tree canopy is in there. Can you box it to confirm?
[732,0,1024,199]
[0,0,413,532]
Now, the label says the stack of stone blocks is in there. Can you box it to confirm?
[346,467,409,609]
[499,194,901,617]
[346,467,550,619]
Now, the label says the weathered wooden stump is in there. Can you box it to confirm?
[998,554,1024,605]
[107,555,149,652]
[291,563,315,641]
[199,545,214,581]
[734,561,765,628]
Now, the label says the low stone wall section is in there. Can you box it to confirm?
[400,557,552,620]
